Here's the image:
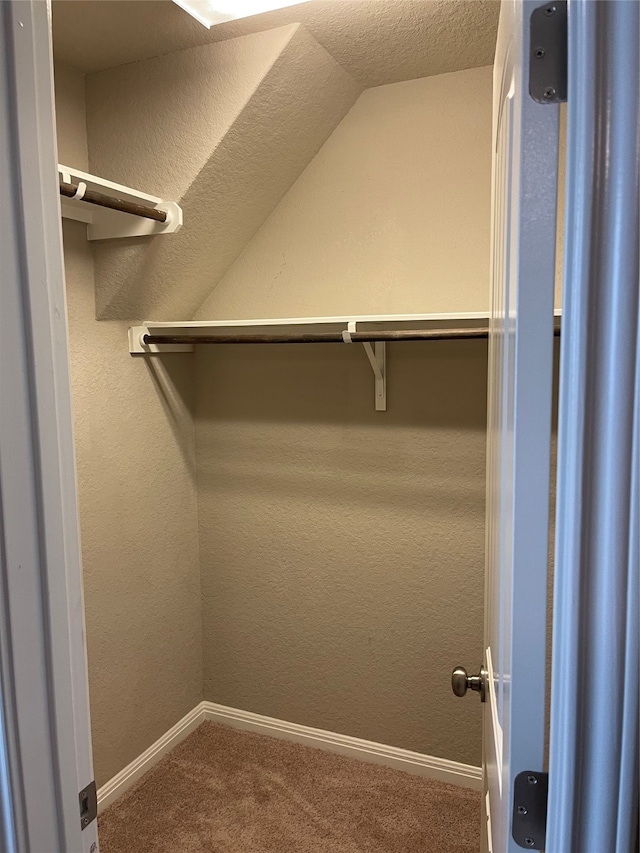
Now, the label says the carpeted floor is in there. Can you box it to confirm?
[98,722,481,852]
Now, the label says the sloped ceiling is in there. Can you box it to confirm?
[55,1,499,320]
[52,0,500,89]
[87,25,362,319]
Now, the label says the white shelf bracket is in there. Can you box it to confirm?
[342,321,387,411]
[361,341,386,412]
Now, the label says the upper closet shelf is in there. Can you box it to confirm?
[129,313,491,352]
[58,164,182,241]
[129,313,492,412]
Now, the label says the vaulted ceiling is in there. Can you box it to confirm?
[52,0,500,88]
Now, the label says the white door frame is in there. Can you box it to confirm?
[0,2,97,851]
[547,1,639,849]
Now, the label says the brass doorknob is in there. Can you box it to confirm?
[451,665,487,702]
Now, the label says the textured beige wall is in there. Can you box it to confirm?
[195,71,492,765]
[195,341,486,764]
[196,66,492,319]
[54,63,203,788]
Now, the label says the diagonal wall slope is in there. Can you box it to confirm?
[193,66,493,320]
[86,25,361,320]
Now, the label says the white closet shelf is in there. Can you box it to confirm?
[58,165,182,241]
[128,312,492,351]
[128,313,491,412]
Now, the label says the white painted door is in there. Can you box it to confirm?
[483,1,561,851]
[0,2,98,851]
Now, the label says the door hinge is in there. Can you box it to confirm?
[529,2,568,104]
[512,771,548,850]
[79,780,97,830]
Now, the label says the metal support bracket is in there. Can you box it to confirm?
[529,1,568,104]
[512,771,548,850]
[342,321,386,410]
[361,341,386,411]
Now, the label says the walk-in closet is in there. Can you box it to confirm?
[53,1,499,850]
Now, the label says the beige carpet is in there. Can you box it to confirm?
[98,722,481,853]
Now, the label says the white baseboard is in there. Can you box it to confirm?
[97,703,207,812]
[98,701,482,812]
[202,702,482,791]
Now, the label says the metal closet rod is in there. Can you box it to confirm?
[59,179,167,223]
[143,327,562,346]
[143,328,492,346]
